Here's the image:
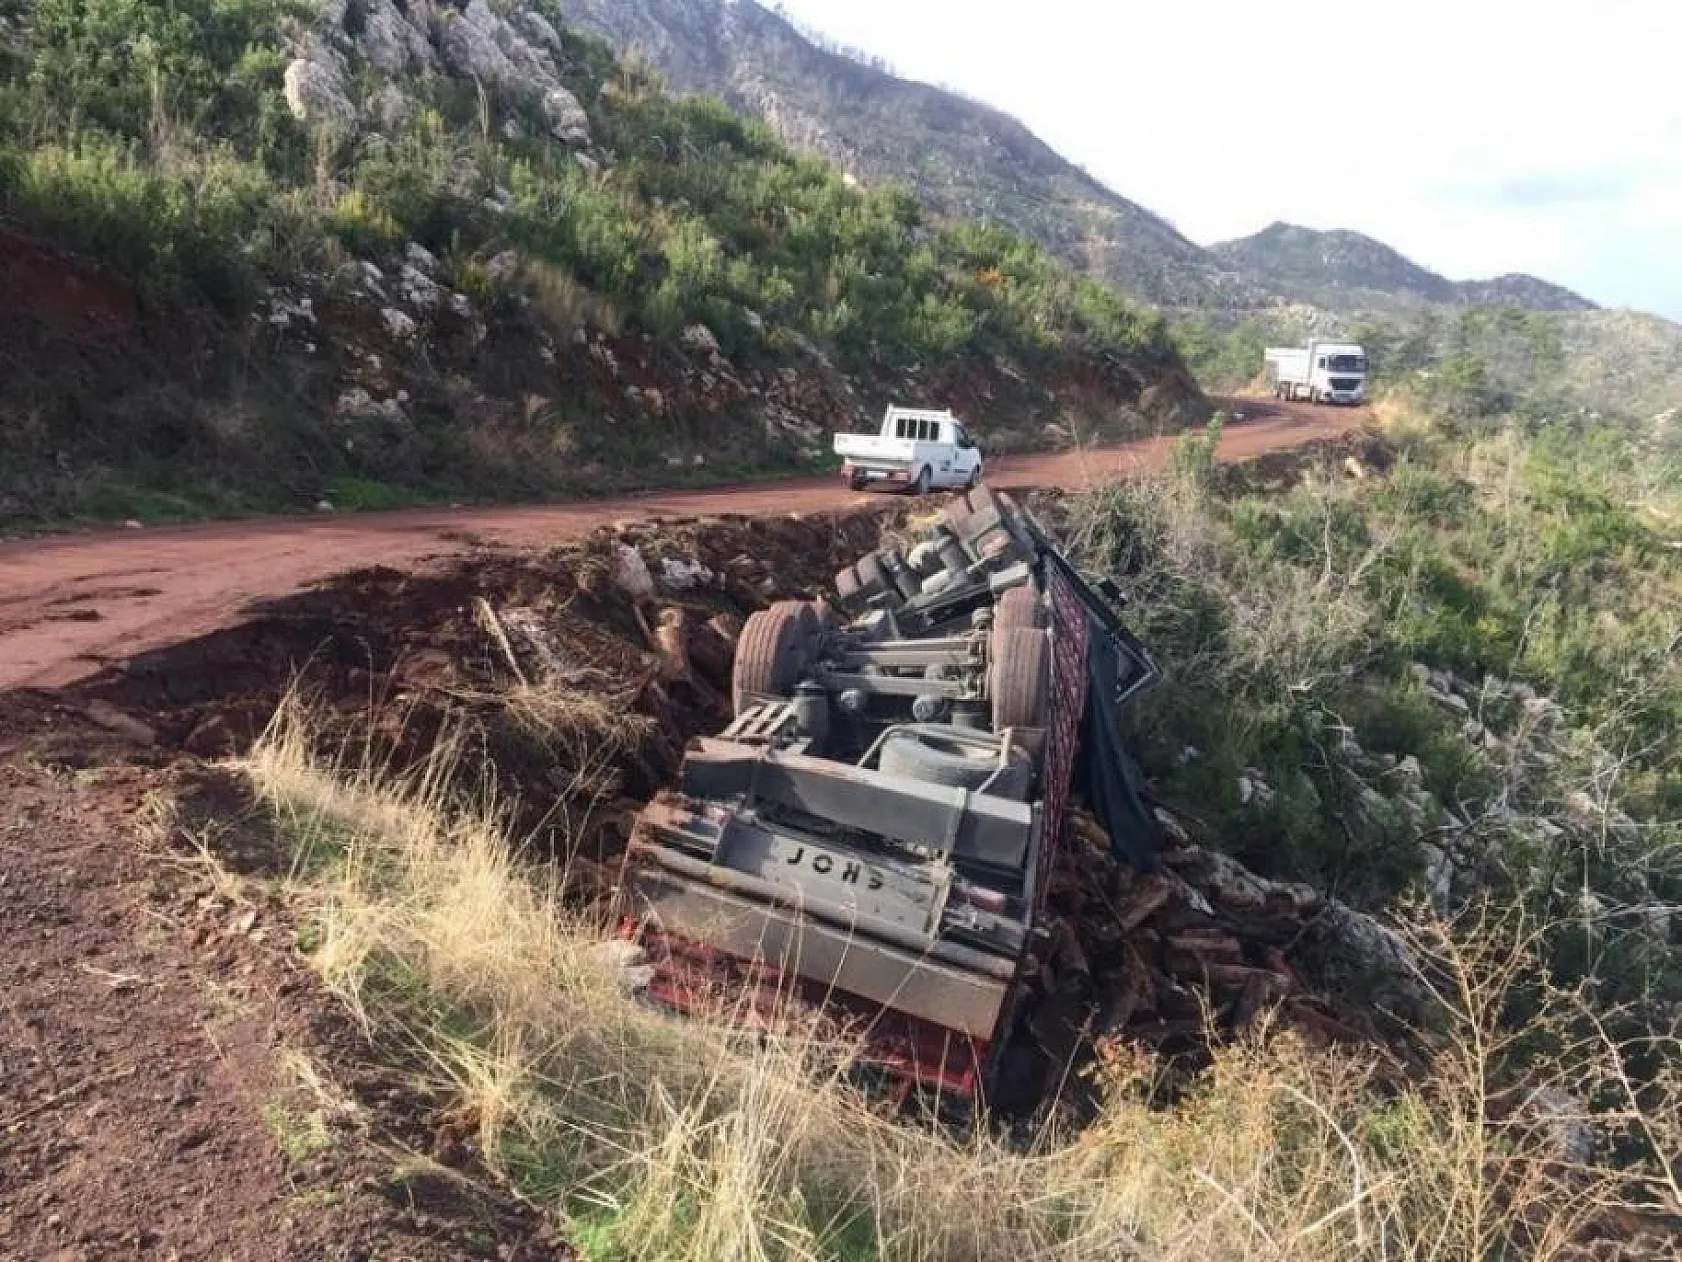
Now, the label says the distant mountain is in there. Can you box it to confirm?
[1210,223,1597,313]
[1457,273,1598,312]
[546,0,1260,307]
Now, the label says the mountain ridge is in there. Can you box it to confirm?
[554,0,1620,322]
[547,0,1261,308]
[1210,221,1597,313]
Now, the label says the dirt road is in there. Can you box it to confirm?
[0,397,1357,689]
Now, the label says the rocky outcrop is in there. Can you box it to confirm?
[358,0,438,74]
[283,56,356,131]
[542,86,592,147]
[301,0,595,149]
[439,0,524,90]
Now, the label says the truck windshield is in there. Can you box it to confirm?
[1328,355,1367,373]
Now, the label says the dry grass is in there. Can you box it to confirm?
[522,257,624,337]
[240,701,1682,1261]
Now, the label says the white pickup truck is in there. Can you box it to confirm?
[834,405,984,494]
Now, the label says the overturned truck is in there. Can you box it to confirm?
[622,487,1164,1101]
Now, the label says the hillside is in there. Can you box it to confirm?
[544,0,1260,308]
[1210,222,1598,313]
[1179,294,1682,428]
[0,0,1204,529]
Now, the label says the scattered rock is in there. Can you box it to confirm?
[542,86,592,148]
[264,293,316,329]
[405,241,440,272]
[1236,772,1274,808]
[1430,688,1471,715]
[343,259,387,299]
[681,323,721,356]
[659,557,714,592]
[282,58,356,132]
[610,544,656,602]
[398,264,443,310]
[1392,755,1424,787]
[380,308,418,339]
[485,250,521,284]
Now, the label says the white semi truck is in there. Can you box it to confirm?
[1264,340,1369,405]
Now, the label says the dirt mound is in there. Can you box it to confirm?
[51,507,906,850]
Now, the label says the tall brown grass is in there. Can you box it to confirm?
[240,700,1681,1260]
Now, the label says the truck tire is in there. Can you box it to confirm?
[770,599,823,646]
[733,608,811,715]
[966,464,983,490]
[994,584,1043,631]
[990,625,1051,732]
[855,552,900,607]
[834,564,864,612]
[911,466,932,496]
[878,724,1032,800]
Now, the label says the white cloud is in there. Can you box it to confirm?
[770,0,1682,316]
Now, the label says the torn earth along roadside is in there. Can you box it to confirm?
[619,484,1166,1103]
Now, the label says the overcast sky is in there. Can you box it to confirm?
[771,0,1682,319]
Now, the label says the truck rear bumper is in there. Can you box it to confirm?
[841,462,913,488]
[624,860,1012,1034]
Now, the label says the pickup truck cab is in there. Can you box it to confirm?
[835,405,983,495]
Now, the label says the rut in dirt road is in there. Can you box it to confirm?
[0,399,1362,690]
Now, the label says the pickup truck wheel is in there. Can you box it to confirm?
[990,625,1051,732]
[732,609,811,715]
[994,584,1043,631]
[878,724,1032,800]
[966,465,982,490]
[911,466,932,496]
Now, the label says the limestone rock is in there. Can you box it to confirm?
[283,58,356,132]
[365,81,414,133]
[357,0,415,73]
[381,308,418,339]
[542,85,592,148]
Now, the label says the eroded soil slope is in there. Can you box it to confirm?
[0,397,1355,690]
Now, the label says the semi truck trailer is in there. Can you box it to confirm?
[1264,340,1369,405]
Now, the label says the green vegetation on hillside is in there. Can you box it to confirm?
[1067,409,1682,1024]
[0,0,1192,528]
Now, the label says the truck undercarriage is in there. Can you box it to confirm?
[621,487,1162,1104]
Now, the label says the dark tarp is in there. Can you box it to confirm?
[1078,613,1163,872]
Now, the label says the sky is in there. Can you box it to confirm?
[769,0,1682,318]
